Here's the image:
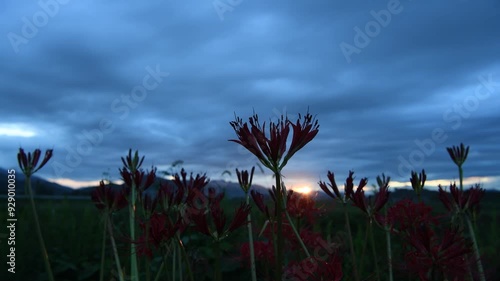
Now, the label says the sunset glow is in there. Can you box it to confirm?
[294,186,312,194]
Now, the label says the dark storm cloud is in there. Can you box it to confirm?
[1,0,499,190]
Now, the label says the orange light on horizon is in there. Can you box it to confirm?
[293,186,312,194]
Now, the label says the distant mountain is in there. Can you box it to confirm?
[0,167,73,196]
[2,167,499,205]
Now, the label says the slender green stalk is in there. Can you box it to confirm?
[129,182,139,281]
[274,171,284,281]
[344,204,360,281]
[107,215,125,281]
[178,241,183,281]
[26,178,55,281]
[214,241,222,281]
[466,215,486,281]
[177,233,194,281]
[458,166,464,192]
[154,250,168,281]
[369,221,381,281]
[172,240,177,281]
[245,193,258,281]
[99,214,108,281]
[385,212,393,281]
[284,209,311,258]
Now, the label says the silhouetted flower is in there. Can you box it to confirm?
[236,167,255,193]
[385,199,437,234]
[17,148,53,176]
[318,171,342,200]
[404,225,472,281]
[136,213,183,259]
[119,166,157,196]
[410,169,426,196]
[91,180,127,212]
[438,183,485,214]
[121,149,144,173]
[191,202,251,240]
[446,143,469,168]
[229,111,319,172]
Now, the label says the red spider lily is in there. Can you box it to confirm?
[439,183,485,214]
[236,167,255,193]
[229,111,319,172]
[349,174,389,218]
[284,255,343,281]
[251,190,276,220]
[230,114,289,171]
[318,171,343,200]
[157,181,184,212]
[281,112,319,170]
[207,187,225,207]
[17,148,53,176]
[287,191,322,224]
[171,169,210,207]
[410,169,426,196]
[91,180,127,212]
[404,225,472,281]
[121,149,144,173]
[119,166,157,195]
[191,202,251,240]
[446,143,469,168]
[384,199,437,234]
[240,241,275,265]
[136,213,184,259]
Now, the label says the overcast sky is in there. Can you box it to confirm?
[1,0,499,192]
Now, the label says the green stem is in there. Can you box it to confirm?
[177,233,194,281]
[99,214,108,281]
[274,171,284,281]
[284,209,310,258]
[26,177,55,281]
[107,215,125,281]
[129,183,139,281]
[369,221,381,281]
[466,215,486,281]
[172,240,176,281]
[458,166,464,192]
[153,249,167,281]
[214,241,222,281]
[178,241,183,281]
[385,219,393,281]
[246,193,258,281]
[344,204,360,281]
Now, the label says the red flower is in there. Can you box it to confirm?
[404,225,472,281]
[91,180,127,212]
[284,255,343,281]
[240,240,275,265]
[136,213,183,259]
[236,167,255,193]
[17,148,53,176]
[318,171,343,201]
[230,111,319,172]
[287,191,321,224]
[385,199,437,233]
[191,202,251,240]
[410,169,426,196]
[446,143,469,168]
[439,183,485,214]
